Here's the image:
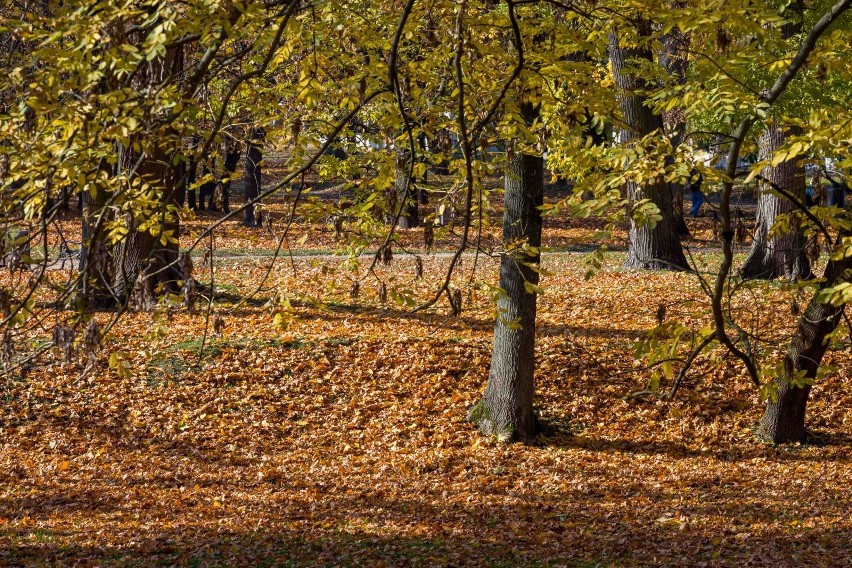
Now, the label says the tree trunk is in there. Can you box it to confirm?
[395,151,419,229]
[659,5,691,237]
[113,144,184,301]
[243,129,263,227]
[758,246,851,443]
[178,147,197,208]
[469,132,543,441]
[186,150,198,210]
[609,29,688,271]
[79,163,115,309]
[741,2,810,280]
[113,43,186,301]
[739,123,811,280]
[219,140,240,213]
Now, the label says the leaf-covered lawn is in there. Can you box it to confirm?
[2,252,851,567]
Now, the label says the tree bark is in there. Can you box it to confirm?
[758,245,851,442]
[219,140,240,213]
[113,143,184,301]
[395,151,419,229]
[659,7,691,237]
[242,128,263,227]
[113,43,186,300]
[609,29,688,270]
[79,165,115,309]
[739,123,812,280]
[469,124,543,441]
[741,2,810,280]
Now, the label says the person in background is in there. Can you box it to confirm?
[805,185,817,208]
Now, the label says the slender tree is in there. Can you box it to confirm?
[218,138,241,213]
[394,150,419,228]
[469,101,543,441]
[242,128,263,227]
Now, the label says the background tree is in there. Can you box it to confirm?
[609,21,689,271]
[740,2,812,280]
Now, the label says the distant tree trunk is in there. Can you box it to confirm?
[741,2,810,280]
[113,144,184,301]
[758,244,851,443]
[469,104,543,441]
[177,147,197,208]
[186,152,198,210]
[659,7,691,237]
[114,44,186,301]
[79,162,115,309]
[609,29,688,271]
[219,140,240,213]
[242,128,263,227]
[199,157,217,211]
[395,151,419,229]
[739,123,812,280]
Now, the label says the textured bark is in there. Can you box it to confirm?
[758,247,852,443]
[659,4,691,237]
[741,2,810,280]
[470,146,543,441]
[79,169,115,309]
[242,129,263,227]
[219,141,240,213]
[739,123,812,280]
[395,151,419,229]
[609,30,688,270]
[113,44,185,301]
[113,144,184,301]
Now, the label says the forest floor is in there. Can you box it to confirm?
[2,185,851,567]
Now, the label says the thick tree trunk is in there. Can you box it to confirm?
[609,30,688,270]
[741,2,810,280]
[659,6,691,238]
[242,129,263,227]
[113,44,186,301]
[758,247,851,443]
[740,124,811,280]
[469,145,543,441]
[395,151,418,229]
[113,145,184,301]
